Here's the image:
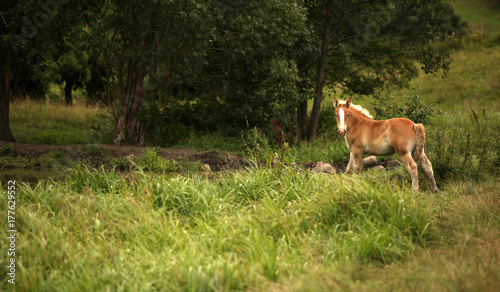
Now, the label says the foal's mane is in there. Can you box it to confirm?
[337,100,373,119]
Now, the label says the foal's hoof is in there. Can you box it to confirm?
[431,187,439,193]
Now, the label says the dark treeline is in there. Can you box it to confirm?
[1,0,466,145]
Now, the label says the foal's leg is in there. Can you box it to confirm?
[346,152,354,173]
[399,152,419,192]
[350,148,364,173]
[419,152,439,193]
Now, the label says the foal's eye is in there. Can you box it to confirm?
[346,114,350,118]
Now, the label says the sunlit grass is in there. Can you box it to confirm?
[411,46,500,111]
[453,0,500,36]
[10,98,111,145]
[1,161,498,291]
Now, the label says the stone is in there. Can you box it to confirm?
[361,156,378,167]
[311,162,336,174]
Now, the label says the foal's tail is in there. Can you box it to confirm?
[412,123,425,161]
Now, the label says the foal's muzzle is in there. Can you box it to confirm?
[338,129,347,136]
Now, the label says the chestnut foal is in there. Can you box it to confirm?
[333,96,438,193]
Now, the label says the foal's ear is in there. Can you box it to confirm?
[346,96,352,108]
[333,97,339,108]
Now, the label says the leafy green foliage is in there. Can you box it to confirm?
[0,144,14,157]
[426,110,500,181]
[317,104,338,137]
[241,126,272,162]
[54,51,91,104]
[372,91,437,125]
[139,148,179,173]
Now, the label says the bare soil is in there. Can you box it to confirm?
[0,141,247,171]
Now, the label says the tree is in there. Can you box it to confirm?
[0,39,15,142]
[1,0,97,141]
[84,0,214,145]
[297,0,458,140]
[187,0,310,133]
[55,51,91,105]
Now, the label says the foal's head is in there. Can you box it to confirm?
[333,96,352,137]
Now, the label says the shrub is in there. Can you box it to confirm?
[138,99,196,147]
[426,109,499,181]
[318,104,338,137]
[241,126,272,162]
[140,148,179,173]
[372,91,437,125]
[0,144,14,157]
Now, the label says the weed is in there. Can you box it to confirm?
[107,157,129,170]
[83,145,105,157]
[0,144,14,157]
[140,148,179,173]
[241,126,272,163]
[84,111,115,144]
[71,164,127,194]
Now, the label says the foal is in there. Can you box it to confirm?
[333,96,438,193]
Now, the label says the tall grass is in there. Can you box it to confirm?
[2,162,498,291]
[10,98,112,145]
[0,164,449,291]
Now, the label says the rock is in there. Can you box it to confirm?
[311,162,336,174]
[362,156,378,167]
[374,165,385,171]
[201,164,211,172]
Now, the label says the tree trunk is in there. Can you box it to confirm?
[307,0,332,140]
[0,42,15,142]
[113,68,145,146]
[298,100,308,140]
[64,80,73,105]
[292,107,300,140]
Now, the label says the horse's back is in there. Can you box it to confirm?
[387,118,420,154]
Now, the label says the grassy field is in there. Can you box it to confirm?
[453,0,500,36]
[0,153,498,291]
[2,1,500,291]
[9,99,112,145]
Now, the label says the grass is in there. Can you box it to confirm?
[9,99,112,145]
[408,46,500,111]
[1,162,498,291]
[453,0,500,37]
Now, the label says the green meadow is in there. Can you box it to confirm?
[2,0,500,291]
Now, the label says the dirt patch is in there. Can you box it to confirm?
[0,141,247,171]
[193,151,247,171]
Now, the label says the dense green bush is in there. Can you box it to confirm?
[426,109,499,181]
[138,99,195,146]
[372,91,437,125]
[317,104,338,137]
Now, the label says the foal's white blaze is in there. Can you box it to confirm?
[338,108,346,132]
